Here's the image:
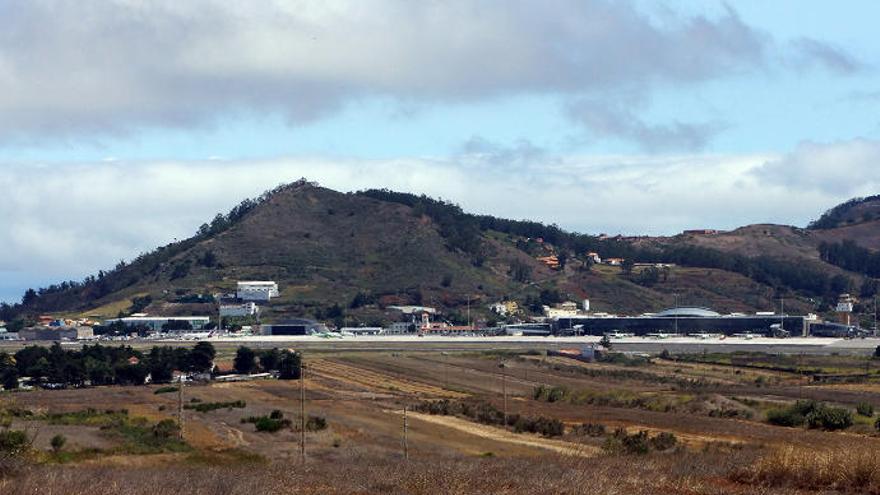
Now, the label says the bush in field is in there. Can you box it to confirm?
[0,430,29,455]
[604,428,678,455]
[856,402,874,417]
[607,429,651,455]
[767,400,853,430]
[805,406,853,431]
[305,415,328,432]
[649,432,677,451]
[254,416,289,433]
[50,434,66,453]
[152,419,180,440]
[573,423,606,437]
[533,385,568,403]
[766,400,818,427]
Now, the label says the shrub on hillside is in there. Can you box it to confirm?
[766,400,852,430]
[856,402,874,417]
[805,406,852,431]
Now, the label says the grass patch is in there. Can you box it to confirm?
[154,386,179,395]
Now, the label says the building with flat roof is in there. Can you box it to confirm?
[260,318,327,336]
[552,307,812,337]
[220,302,259,318]
[104,316,210,332]
[20,326,94,341]
[236,281,279,301]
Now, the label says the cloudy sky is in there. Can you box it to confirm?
[2,0,880,303]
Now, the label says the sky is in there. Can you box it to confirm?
[2,0,880,303]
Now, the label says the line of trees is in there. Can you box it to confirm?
[0,342,216,389]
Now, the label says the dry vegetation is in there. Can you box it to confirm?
[3,348,880,493]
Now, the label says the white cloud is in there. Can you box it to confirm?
[0,0,770,148]
[754,138,880,196]
[6,139,880,301]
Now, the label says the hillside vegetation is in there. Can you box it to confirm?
[3,180,880,326]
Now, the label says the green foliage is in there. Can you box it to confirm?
[278,351,302,380]
[188,342,216,373]
[649,431,678,451]
[233,346,257,374]
[50,434,66,452]
[152,419,180,440]
[856,402,874,417]
[413,399,562,437]
[184,400,246,413]
[819,240,880,278]
[767,400,853,430]
[601,428,677,455]
[509,260,532,283]
[805,406,853,431]
[809,195,880,229]
[0,429,29,455]
[258,348,282,372]
[572,423,606,437]
[305,415,328,432]
[254,416,289,432]
[358,189,484,256]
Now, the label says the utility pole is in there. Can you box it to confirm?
[467,295,471,329]
[300,355,306,464]
[177,375,185,441]
[441,352,449,390]
[499,361,507,427]
[403,405,409,460]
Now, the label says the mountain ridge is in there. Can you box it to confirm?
[2,180,880,328]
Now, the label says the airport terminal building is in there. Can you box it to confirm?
[552,307,837,337]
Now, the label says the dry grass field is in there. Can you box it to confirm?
[3,348,880,493]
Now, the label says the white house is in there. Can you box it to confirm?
[236,281,279,301]
[220,302,260,318]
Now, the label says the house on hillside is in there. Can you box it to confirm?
[236,281,279,301]
[220,302,260,317]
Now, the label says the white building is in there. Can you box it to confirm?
[220,302,260,318]
[236,281,279,301]
[543,301,583,318]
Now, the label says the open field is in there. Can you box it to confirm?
[4,347,880,493]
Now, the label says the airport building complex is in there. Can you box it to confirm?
[551,307,859,337]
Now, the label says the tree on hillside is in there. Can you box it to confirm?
[509,260,532,283]
[233,346,257,374]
